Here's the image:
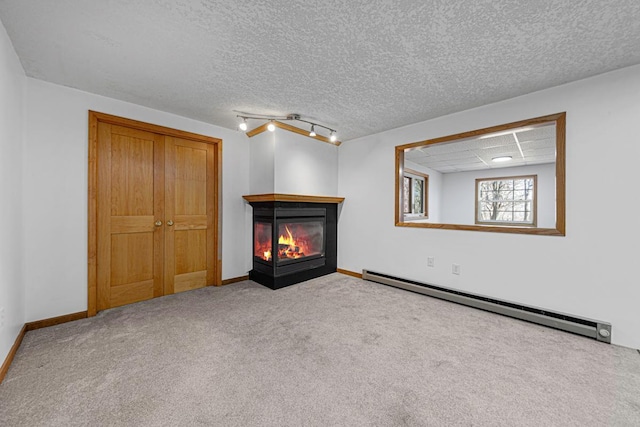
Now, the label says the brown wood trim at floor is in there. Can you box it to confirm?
[25,311,88,332]
[337,268,363,279]
[0,325,27,385]
[221,275,250,286]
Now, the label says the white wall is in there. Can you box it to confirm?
[248,128,338,196]
[249,131,275,194]
[273,129,339,196]
[0,20,25,365]
[440,163,555,227]
[338,64,640,349]
[23,78,251,322]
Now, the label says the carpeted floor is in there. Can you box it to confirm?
[1,273,639,426]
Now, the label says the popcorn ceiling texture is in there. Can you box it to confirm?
[1,0,639,140]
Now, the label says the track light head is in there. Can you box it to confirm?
[329,131,337,142]
[238,118,248,131]
[309,125,316,137]
[267,121,276,132]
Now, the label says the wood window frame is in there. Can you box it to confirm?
[87,111,223,317]
[475,174,537,227]
[403,168,429,219]
[394,112,565,236]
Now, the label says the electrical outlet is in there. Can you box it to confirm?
[452,264,461,275]
[427,256,435,267]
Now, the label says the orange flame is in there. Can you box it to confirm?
[277,225,310,259]
[256,223,319,262]
[278,225,295,246]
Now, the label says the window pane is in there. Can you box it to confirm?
[479,201,502,221]
[499,190,514,201]
[413,179,423,213]
[480,188,498,201]
[513,202,526,212]
[403,177,411,213]
[496,210,513,221]
[477,176,535,225]
[513,211,526,221]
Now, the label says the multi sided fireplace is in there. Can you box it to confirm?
[243,194,344,289]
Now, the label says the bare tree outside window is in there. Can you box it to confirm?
[476,175,536,226]
[403,176,411,214]
[412,179,424,213]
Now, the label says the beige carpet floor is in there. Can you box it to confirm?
[1,273,639,426]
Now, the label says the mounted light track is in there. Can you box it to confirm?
[234,111,338,142]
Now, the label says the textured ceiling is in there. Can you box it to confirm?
[1,0,640,141]
[405,122,555,173]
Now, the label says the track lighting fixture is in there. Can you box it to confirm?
[234,111,338,142]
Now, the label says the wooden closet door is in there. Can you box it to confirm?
[164,136,216,294]
[96,124,165,310]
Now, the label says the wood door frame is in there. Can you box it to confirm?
[88,111,222,317]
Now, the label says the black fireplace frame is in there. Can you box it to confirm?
[248,200,338,289]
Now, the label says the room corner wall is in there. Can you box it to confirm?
[338,64,640,349]
[248,128,339,197]
[22,79,251,322]
[244,128,339,273]
[0,18,26,365]
[273,129,339,196]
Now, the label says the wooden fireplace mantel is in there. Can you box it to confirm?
[243,194,345,204]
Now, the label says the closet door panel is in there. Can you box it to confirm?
[165,137,215,294]
[96,123,164,310]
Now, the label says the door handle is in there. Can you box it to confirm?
[167,220,174,226]
[155,220,162,226]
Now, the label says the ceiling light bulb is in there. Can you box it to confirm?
[492,156,512,162]
[329,131,337,142]
[267,122,276,132]
[309,125,316,137]
[238,118,248,131]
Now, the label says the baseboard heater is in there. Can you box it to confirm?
[362,270,612,344]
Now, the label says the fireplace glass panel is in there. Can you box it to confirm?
[276,221,324,262]
[254,221,273,263]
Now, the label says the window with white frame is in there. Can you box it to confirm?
[476,175,536,226]
[403,169,428,217]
